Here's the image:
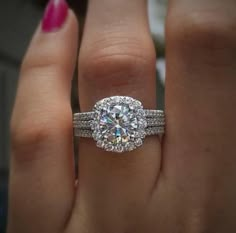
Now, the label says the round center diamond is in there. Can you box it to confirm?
[91,96,147,153]
[100,104,138,145]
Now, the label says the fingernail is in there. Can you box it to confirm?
[42,0,68,32]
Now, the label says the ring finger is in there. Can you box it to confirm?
[70,0,161,231]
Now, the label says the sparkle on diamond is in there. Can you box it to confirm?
[99,104,138,145]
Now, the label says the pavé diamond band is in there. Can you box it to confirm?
[73,96,165,153]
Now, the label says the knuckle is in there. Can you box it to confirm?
[21,59,65,79]
[80,38,155,87]
[21,46,68,78]
[10,110,72,161]
[167,11,236,66]
[11,121,52,153]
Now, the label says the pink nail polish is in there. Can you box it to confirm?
[42,0,68,32]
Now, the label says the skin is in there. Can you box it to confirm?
[7,0,236,232]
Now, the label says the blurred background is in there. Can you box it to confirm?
[0,0,166,232]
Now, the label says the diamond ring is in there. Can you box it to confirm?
[73,96,165,153]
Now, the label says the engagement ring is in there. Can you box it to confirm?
[73,96,165,153]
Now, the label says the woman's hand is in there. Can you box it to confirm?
[7,0,236,232]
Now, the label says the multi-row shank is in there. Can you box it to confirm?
[73,96,165,153]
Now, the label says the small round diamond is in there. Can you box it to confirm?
[134,130,146,139]
[115,145,124,153]
[135,138,143,147]
[92,131,101,141]
[137,108,145,117]
[105,144,114,152]
[139,118,148,129]
[92,96,147,153]
[96,140,105,148]
[125,142,136,151]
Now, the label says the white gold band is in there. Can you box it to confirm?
[73,110,164,121]
[73,109,165,138]
[74,126,165,138]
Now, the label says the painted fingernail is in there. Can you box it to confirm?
[42,0,68,32]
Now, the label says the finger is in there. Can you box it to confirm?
[72,0,161,230]
[8,1,78,233]
[163,0,236,228]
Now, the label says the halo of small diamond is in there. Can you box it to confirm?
[91,96,147,153]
